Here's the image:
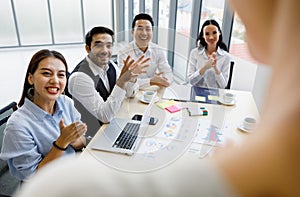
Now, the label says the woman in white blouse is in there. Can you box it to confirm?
[188,19,231,89]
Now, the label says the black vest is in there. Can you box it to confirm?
[72,59,116,101]
[69,59,117,141]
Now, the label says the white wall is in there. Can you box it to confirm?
[252,64,272,112]
[230,56,272,112]
[230,56,257,91]
[0,45,85,109]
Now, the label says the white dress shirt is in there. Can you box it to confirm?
[118,41,173,88]
[187,47,231,88]
[15,155,238,197]
[68,57,138,123]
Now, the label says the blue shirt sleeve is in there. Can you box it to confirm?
[0,96,77,180]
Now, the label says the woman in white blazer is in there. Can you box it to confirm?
[188,19,231,89]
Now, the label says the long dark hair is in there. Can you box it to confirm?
[196,19,228,52]
[18,49,68,107]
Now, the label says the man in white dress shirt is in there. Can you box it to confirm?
[68,26,149,140]
[118,13,173,89]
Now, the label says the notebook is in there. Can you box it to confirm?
[162,83,191,101]
[90,92,157,155]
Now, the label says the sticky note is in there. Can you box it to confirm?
[208,95,219,101]
[165,105,181,113]
[156,100,177,109]
[195,96,206,102]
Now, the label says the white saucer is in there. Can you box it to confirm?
[139,95,160,104]
[238,123,253,133]
[218,98,236,106]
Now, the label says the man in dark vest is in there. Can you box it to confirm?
[68,26,149,142]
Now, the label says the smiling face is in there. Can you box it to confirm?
[132,19,153,50]
[203,24,220,48]
[86,33,113,67]
[28,57,66,107]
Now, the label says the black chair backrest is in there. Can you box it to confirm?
[225,61,235,89]
[64,71,72,98]
[0,101,17,148]
[0,101,20,196]
[0,102,17,126]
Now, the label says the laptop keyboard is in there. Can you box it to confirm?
[113,122,140,149]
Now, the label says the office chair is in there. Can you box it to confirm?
[225,61,235,89]
[64,71,72,98]
[0,102,20,197]
[111,54,118,65]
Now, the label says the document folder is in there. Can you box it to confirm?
[162,83,219,104]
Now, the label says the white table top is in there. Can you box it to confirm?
[81,85,259,172]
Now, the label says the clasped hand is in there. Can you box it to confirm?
[203,52,220,75]
[207,52,217,68]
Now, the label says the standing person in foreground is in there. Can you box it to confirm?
[15,0,300,196]
[118,13,173,89]
[68,26,149,139]
[187,19,231,88]
[0,49,87,181]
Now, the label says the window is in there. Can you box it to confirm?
[50,0,83,44]
[0,1,18,46]
[145,0,153,14]
[173,0,193,80]
[83,0,113,33]
[133,0,140,16]
[200,0,225,28]
[230,14,257,64]
[157,0,169,51]
[14,0,52,45]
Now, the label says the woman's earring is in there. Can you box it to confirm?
[27,87,34,100]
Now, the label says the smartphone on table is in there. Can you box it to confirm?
[131,114,158,125]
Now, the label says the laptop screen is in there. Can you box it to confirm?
[141,91,157,127]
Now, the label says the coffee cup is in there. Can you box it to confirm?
[242,117,257,131]
[223,92,235,103]
[143,91,155,102]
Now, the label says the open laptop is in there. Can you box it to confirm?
[90,92,157,155]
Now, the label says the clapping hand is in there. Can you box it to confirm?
[150,72,170,87]
[56,119,87,149]
[208,52,220,74]
[208,52,217,67]
[117,55,150,88]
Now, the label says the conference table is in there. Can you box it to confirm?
[80,84,260,173]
